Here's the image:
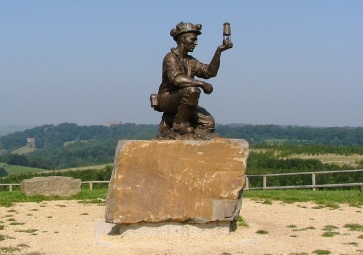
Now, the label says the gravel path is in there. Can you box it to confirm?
[0,199,362,255]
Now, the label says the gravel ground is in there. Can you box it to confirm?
[0,199,362,255]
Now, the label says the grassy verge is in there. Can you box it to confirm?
[1,188,362,208]
[0,189,108,207]
[244,189,363,207]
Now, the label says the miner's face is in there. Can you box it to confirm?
[183,33,198,52]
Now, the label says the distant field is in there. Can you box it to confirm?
[64,139,91,147]
[0,163,110,177]
[289,154,363,167]
[56,164,110,172]
[265,139,291,144]
[0,162,46,176]
[265,139,312,144]
[11,144,36,154]
[251,147,363,168]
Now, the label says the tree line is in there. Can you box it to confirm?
[1,123,363,170]
[1,123,363,152]
[217,124,363,145]
[0,139,117,169]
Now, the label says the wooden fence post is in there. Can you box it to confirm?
[245,176,249,190]
[9,185,12,192]
[89,182,93,190]
[263,176,267,189]
[312,173,316,191]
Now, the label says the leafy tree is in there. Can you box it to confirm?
[4,154,29,166]
[0,167,8,177]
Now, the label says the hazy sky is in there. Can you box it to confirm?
[1,1,362,127]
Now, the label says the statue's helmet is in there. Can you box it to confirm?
[170,22,202,40]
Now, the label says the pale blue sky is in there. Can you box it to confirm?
[1,0,362,127]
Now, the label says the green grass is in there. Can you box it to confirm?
[262,199,273,205]
[0,189,108,207]
[237,216,249,227]
[312,250,331,255]
[323,225,339,231]
[343,242,359,246]
[292,226,316,232]
[1,188,362,208]
[15,229,38,234]
[9,222,24,226]
[0,246,21,253]
[344,223,363,232]
[0,163,46,176]
[244,189,363,207]
[322,231,340,237]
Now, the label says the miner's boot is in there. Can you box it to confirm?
[159,114,174,134]
[173,105,195,135]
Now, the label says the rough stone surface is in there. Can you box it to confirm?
[20,176,81,197]
[155,129,222,140]
[105,138,249,225]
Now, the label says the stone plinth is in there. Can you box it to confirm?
[105,139,249,225]
[20,176,81,197]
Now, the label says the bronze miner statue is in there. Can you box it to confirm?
[151,22,233,137]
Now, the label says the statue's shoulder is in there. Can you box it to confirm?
[164,51,176,58]
[163,49,179,63]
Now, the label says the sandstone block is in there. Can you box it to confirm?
[105,139,249,224]
[20,176,81,197]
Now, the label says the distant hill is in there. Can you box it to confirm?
[0,125,36,137]
[0,123,158,170]
[1,123,363,151]
[0,122,158,151]
[0,122,362,170]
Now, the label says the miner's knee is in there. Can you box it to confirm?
[181,87,201,106]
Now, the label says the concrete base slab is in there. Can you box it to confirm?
[117,222,231,237]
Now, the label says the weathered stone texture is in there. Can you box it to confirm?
[20,176,81,197]
[105,139,249,224]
